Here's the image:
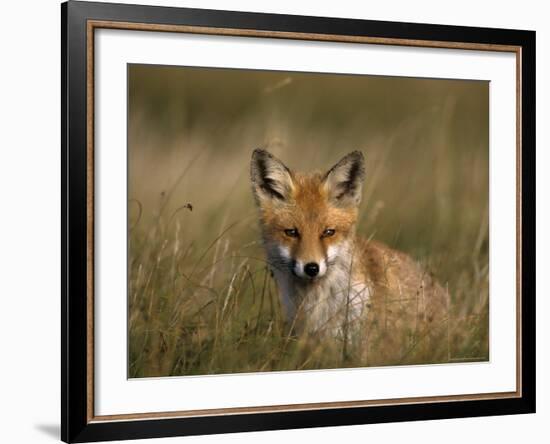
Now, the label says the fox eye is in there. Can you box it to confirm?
[284,228,299,238]
[322,228,336,238]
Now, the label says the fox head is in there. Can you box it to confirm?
[251,149,365,282]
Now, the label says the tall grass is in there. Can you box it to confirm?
[128,65,489,378]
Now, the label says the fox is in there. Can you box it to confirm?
[250,149,449,363]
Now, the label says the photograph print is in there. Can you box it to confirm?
[127,64,489,378]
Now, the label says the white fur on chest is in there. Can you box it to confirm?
[300,267,371,336]
[272,255,371,336]
[267,239,371,337]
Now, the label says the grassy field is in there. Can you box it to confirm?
[127,65,489,378]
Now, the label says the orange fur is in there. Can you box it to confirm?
[251,149,448,364]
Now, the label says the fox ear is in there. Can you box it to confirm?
[324,151,366,207]
[251,149,294,204]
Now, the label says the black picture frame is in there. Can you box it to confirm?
[61,1,536,442]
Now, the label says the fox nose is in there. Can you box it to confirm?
[304,262,320,277]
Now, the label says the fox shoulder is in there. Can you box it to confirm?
[359,238,448,321]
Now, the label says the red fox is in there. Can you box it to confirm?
[251,149,448,363]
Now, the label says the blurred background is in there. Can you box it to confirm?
[128,64,489,378]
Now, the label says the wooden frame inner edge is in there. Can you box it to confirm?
[85,19,523,423]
